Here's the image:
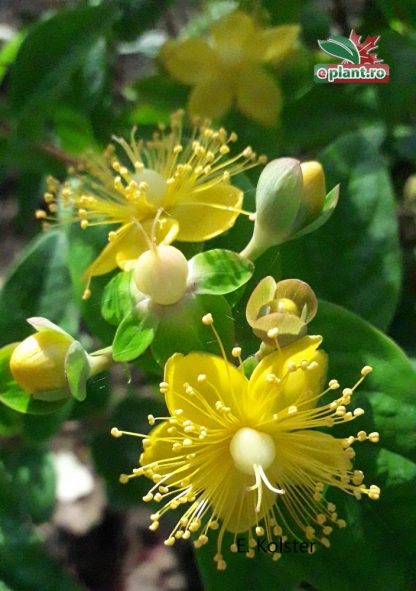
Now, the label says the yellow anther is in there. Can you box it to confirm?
[202,313,213,325]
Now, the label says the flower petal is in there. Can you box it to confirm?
[171,183,243,242]
[270,431,351,486]
[236,66,282,126]
[85,217,179,278]
[188,78,233,120]
[141,421,178,467]
[210,11,256,51]
[248,335,327,416]
[164,352,248,427]
[160,39,220,85]
[258,25,300,65]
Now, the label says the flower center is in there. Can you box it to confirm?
[230,427,276,476]
[134,169,167,208]
[217,42,245,68]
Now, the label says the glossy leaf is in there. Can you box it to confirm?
[101,271,135,326]
[112,302,158,362]
[152,293,234,366]
[189,249,254,295]
[10,4,116,118]
[0,231,77,346]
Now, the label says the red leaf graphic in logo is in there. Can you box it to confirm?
[347,30,383,65]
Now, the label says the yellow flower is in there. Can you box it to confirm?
[112,333,380,570]
[160,11,300,126]
[38,112,264,298]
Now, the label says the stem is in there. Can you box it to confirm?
[88,352,113,376]
[239,238,267,261]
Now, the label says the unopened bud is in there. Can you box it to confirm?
[240,158,338,260]
[10,330,73,394]
[246,277,317,347]
[133,245,189,305]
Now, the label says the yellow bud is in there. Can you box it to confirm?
[298,161,326,226]
[133,245,189,305]
[10,331,73,394]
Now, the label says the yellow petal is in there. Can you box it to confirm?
[160,38,220,85]
[258,25,300,65]
[210,11,256,52]
[171,183,242,242]
[85,217,179,278]
[236,66,282,126]
[248,335,327,416]
[115,218,179,271]
[188,78,233,120]
[164,352,248,427]
[270,431,351,485]
[141,422,178,466]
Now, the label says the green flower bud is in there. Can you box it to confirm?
[246,277,317,347]
[240,158,338,260]
[133,245,189,305]
[10,329,73,394]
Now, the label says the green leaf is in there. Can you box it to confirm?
[318,35,361,64]
[189,249,254,295]
[101,271,135,326]
[9,4,116,121]
[0,230,78,346]
[0,31,25,85]
[281,130,401,330]
[282,88,379,152]
[0,344,69,415]
[65,341,90,402]
[312,301,416,463]
[0,404,23,438]
[112,302,158,362]
[377,32,416,124]
[152,293,234,366]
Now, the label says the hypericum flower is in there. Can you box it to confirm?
[160,11,300,125]
[38,111,264,298]
[112,328,380,570]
